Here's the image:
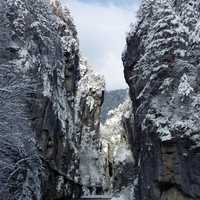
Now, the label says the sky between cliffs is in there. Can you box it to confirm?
[61,0,140,90]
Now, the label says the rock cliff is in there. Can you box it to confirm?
[101,89,128,123]
[101,98,135,199]
[0,0,104,199]
[76,58,105,195]
[123,0,200,199]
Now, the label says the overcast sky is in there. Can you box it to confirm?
[61,0,140,90]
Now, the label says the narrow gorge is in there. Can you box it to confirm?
[1,0,200,200]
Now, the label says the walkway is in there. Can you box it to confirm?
[80,195,112,200]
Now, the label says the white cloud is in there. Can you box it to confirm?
[61,0,139,90]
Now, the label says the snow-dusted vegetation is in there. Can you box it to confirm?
[123,0,200,199]
[101,98,135,198]
[101,98,132,159]
[75,57,106,193]
[2,0,200,199]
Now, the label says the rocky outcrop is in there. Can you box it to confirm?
[0,0,104,199]
[101,89,128,123]
[123,0,200,199]
[76,58,105,195]
[101,99,135,199]
[0,0,79,199]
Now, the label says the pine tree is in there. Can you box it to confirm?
[134,0,156,43]
[137,0,155,20]
[181,0,199,31]
[189,19,200,64]
[143,0,188,66]
[183,1,200,65]
[130,0,189,101]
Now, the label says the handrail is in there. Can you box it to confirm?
[80,195,112,199]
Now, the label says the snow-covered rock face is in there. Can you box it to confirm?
[75,58,105,195]
[0,0,104,199]
[101,98,132,160]
[123,0,200,199]
[101,99,135,196]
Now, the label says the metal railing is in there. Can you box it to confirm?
[80,195,112,200]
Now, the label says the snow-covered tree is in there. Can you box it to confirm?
[144,0,188,64]
[101,98,134,194]
[101,98,132,158]
[181,0,199,31]
[123,0,200,199]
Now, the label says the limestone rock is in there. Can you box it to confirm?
[76,57,105,195]
[101,98,135,198]
[0,0,104,199]
[123,0,200,199]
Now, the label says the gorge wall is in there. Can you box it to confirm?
[101,98,135,199]
[0,0,104,199]
[101,89,128,123]
[123,0,200,199]
[76,58,105,195]
[2,0,200,199]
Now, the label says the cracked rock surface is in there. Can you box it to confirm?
[123,0,200,199]
[0,0,104,199]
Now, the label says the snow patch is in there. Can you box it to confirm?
[42,73,51,97]
[178,73,193,97]
[114,144,134,164]
[112,185,135,200]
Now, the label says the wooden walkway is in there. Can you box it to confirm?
[80,195,112,200]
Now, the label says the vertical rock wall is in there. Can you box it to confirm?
[123,0,200,199]
[0,0,105,199]
[101,99,135,199]
[76,58,105,195]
